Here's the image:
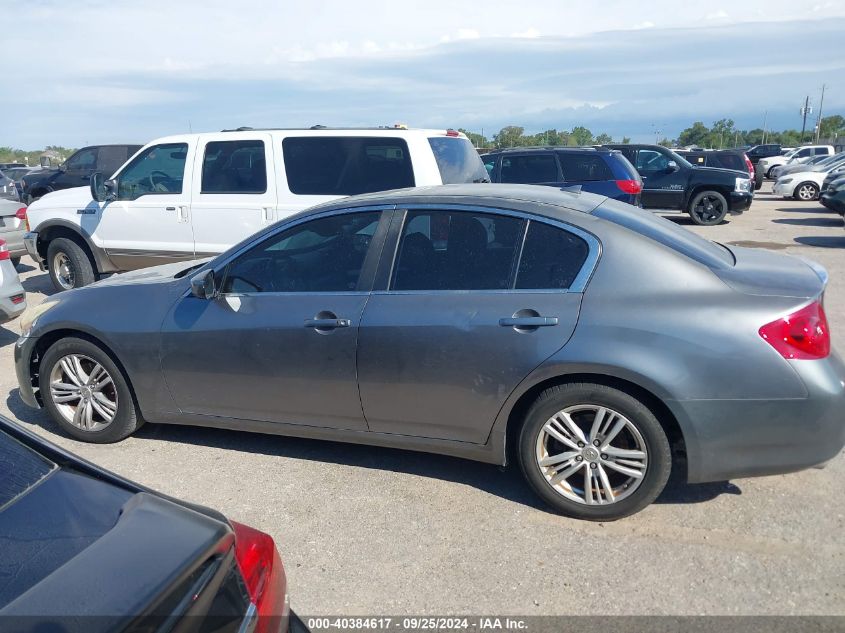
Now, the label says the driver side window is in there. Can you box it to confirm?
[116,143,188,201]
[222,212,381,294]
[636,150,668,174]
[66,148,97,171]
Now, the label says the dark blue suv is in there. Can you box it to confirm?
[482,147,643,205]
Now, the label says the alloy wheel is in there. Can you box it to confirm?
[692,195,724,224]
[52,252,76,290]
[49,354,119,431]
[797,184,818,201]
[535,405,648,505]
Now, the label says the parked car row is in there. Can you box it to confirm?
[819,170,845,227]
[772,151,845,201]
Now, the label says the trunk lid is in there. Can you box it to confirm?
[716,245,827,299]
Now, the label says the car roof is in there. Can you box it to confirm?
[305,183,608,216]
[486,146,616,154]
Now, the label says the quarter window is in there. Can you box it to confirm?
[202,140,267,194]
[392,210,524,291]
[282,137,414,195]
[116,143,188,201]
[222,212,381,294]
[500,155,559,184]
[557,153,614,181]
[516,221,589,289]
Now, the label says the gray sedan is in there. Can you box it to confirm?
[13,184,845,520]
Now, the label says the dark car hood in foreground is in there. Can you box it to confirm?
[717,246,827,299]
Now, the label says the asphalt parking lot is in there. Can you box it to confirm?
[1,183,843,617]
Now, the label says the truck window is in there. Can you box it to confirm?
[428,137,489,184]
[202,140,267,194]
[282,137,414,195]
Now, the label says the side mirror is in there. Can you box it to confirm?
[666,160,679,172]
[190,269,217,299]
[91,173,117,202]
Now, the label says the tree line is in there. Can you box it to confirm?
[462,115,844,149]
[0,145,74,166]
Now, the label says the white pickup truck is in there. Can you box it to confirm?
[24,127,489,291]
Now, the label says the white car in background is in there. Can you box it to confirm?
[0,239,26,323]
[0,198,27,266]
[759,145,834,178]
[772,161,843,201]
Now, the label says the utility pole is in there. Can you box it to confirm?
[762,110,768,144]
[800,95,811,143]
[815,84,826,143]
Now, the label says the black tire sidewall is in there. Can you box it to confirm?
[47,237,96,290]
[688,191,728,226]
[518,383,672,521]
[38,337,139,443]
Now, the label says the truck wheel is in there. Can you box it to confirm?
[688,191,728,226]
[794,182,819,201]
[47,238,96,291]
[754,169,763,191]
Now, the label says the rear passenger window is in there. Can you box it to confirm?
[283,137,414,195]
[500,155,558,184]
[202,140,267,194]
[516,221,589,289]
[392,211,524,291]
[557,154,614,181]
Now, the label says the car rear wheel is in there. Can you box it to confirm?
[39,337,142,443]
[47,237,96,291]
[794,182,819,201]
[518,383,671,521]
[766,166,779,178]
[688,191,728,226]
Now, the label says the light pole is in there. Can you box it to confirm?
[800,96,812,143]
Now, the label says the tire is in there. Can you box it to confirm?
[518,383,671,521]
[47,237,96,291]
[793,182,819,201]
[688,190,728,226]
[766,165,779,179]
[754,168,763,191]
[39,337,142,443]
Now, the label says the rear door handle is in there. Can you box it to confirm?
[499,316,558,327]
[304,318,351,329]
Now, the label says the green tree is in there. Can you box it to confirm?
[621,136,631,144]
[594,133,612,144]
[658,137,673,147]
[569,126,593,146]
[493,126,527,148]
[458,128,489,148]
[677,121,709,147]
[819,115,845,139]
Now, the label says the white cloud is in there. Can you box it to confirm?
[706,9,730,19]
[510,28,541,39]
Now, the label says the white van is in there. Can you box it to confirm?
[24,127,489,290]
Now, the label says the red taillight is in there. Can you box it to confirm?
[759,302,830,360]
[11,294,24,305]
[15,207,27,220]
[0,240,9,261]
[744,155,754,177]
[615,179,642,194]
[445,129,460,137]
[232,521,287,630]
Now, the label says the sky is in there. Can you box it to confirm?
[2,0,844,148]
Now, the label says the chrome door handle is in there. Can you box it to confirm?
[499,316,558,327]
[304,318,351,329]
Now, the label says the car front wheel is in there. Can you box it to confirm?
[39,337,142,443]
[47,237,96,291]
[518,383,671,521]
[688,191,728,226]
[794,182,819,201]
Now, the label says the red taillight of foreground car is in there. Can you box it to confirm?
[0,240,9,261]
[615,179,643,194]
[759,302,830,360]
[232,521,287,632]
[15,207,27,220]
[744,154,754,177]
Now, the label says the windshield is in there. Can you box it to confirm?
[668,151,693,169]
